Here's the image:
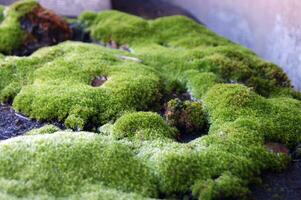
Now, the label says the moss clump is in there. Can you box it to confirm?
[0,42,162,130]
[25,124,60,135]
[113,112,177,140]
[80,11,295,98]
[79,10,150,44]
[204,84,301,148]
[0,0,38,54]
[183,70,220,99]
[0,84,300,199]
[166,98,206,135]
[0,132,158,198]
[192,173,250,200]
[0,7,301,200]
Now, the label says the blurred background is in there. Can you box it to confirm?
[1,0,301,91]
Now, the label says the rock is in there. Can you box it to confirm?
[14,4,73,56]
[91,76,108,87]
[117,55,142,63]
[265,142,290,155]
[0,105,43,140]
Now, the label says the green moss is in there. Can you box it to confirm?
[79,10,150,44]
[0,8,300,200]
[204,84,301,148]
[0,5,5,23]
[0,42,163,130]
[183,70,220,99]
[0,0,38,54]
[192,173,250,200]
[0,90,299,199]
[113,112,177,140]
[0,132,158,198]
[80,11,295,98]
[25,125,60,135]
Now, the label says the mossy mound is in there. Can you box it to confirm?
[80,11,296,98]
[0,3,301,200]
[25,124,60,135]
[0,132,158,199]
[113,112,177,140]
[1,85,300,199]
[0,42,162,130]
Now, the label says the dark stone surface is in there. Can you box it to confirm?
[0,104,42,139]
[251,159,301,200]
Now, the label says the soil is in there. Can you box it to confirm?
[0,104,42,139]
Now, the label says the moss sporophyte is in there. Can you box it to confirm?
[0,1,300,199]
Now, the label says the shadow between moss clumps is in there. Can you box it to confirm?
[0,1,301,200]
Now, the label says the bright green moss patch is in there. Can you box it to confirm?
[0,83,300,199]
[0,7,301,200]
[25,124,60,135]
[0,42,163,129]
[204,84,301,148]
[183,70,220,99]
[0,132,158,198]
[192,173,250,200]
[79,10,150,45]
[80,10,295,98]
[113,112,177,140]
[0,0,38,54]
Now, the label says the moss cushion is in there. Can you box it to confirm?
[0,1,301,200]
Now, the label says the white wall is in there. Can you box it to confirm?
[39,0,111,16]
[0,0,111,16]
[169,0,301,90]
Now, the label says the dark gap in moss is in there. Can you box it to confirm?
[158,41,170,48]
[159,191,196,200]
[157,80,209,143]
[165,98,209,143]
[265,142,290,155]
[91,76,108,87]
[3,96,14,106]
